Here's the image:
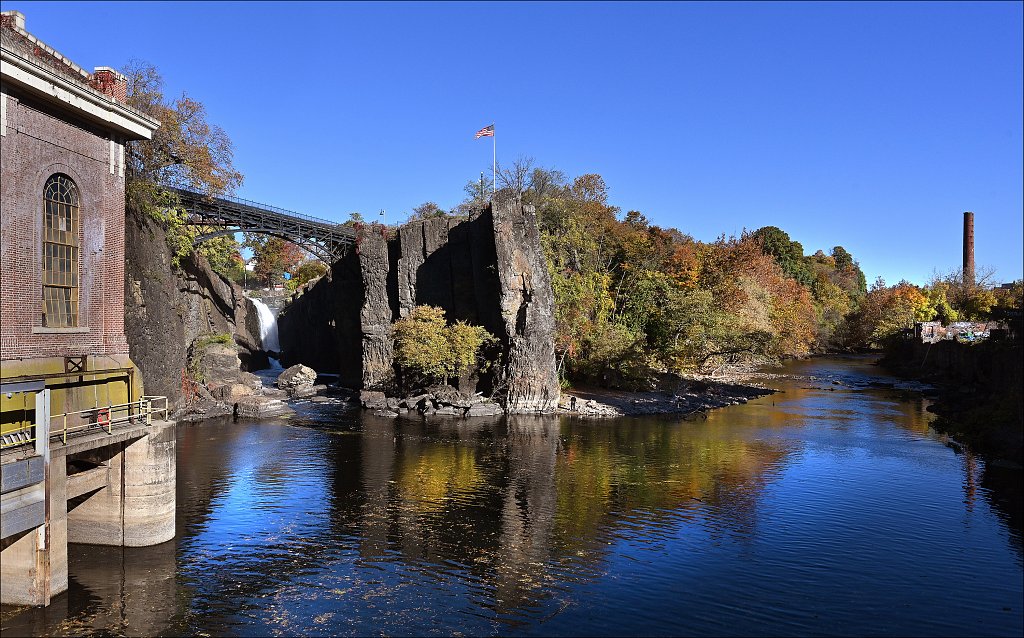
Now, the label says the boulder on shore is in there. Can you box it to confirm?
[235,395,295,419]
[466,401,503,417]
[199,343,244,386]
[360,390,387,410]
[277,364,318,396]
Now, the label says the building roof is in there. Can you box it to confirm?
[0,11,158,140]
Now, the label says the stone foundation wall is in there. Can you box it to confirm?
[278,197,559,412]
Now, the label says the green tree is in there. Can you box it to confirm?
[751,226,814,286]
[393,306,452,382]
[928,268,999,321]
[286,259,328,292]
[458,174,494,214]
[199,235,245,282]
[447,320,493,379]
[831,245,854,271]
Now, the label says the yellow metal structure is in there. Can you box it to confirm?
[0,395,167,449]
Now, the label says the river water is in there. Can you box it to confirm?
[2,356,1021,637]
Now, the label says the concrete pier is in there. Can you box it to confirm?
[1,419,176,606]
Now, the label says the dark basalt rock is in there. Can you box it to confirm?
[125,205,271,416]
[466,402,503,417]
[278,198,560,413]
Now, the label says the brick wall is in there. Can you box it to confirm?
[0,87,130,361]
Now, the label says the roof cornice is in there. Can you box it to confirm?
[1,45,159,140]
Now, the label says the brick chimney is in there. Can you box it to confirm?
[0,10,26,32]
[90,66,127,102]
[963,211,975,287]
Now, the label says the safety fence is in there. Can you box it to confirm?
[0,396,168,450]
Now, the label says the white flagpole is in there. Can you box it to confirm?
[492,122,496,198]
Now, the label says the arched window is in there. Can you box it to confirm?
[42,174,79,327]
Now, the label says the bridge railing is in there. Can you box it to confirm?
[170,187,349,231]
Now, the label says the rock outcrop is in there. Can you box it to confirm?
[490,198,559,412]
[234,395,293,419]
[276,364,318,398]
[124,206,267,415]
[278,197,560,413]
[363,385,503,418]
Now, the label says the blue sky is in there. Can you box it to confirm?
[6,1,1022,285]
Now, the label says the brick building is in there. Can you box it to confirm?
[1,12,180,608]
[1,11,159,440]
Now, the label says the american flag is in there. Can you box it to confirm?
[474,124,494,139]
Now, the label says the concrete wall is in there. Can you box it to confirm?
[66,422,176,547]
[1,421,175,606]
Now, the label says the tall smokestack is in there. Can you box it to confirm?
[963,211,975,287]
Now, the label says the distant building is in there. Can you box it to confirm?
[914,320,1004,344]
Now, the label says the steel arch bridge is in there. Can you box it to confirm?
[170,187,356,263]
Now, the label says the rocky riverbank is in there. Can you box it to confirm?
[359,386,504,418]
[557,378,775,418]
[881,339,1023,461]
[178,340,294,421]
[337,370,774,420]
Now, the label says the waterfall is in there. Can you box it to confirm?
[250,296,280,354]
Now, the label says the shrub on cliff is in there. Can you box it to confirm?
[392,305,495,389]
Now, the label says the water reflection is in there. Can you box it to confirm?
[2,357,1021,637]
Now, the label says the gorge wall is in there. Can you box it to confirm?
[123,207,264,413]
[278,197,560,413]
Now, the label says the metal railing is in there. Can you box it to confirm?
[52,396,169,444]
[0,396,168,449]
[166,185,342,228]
[168,186,357,262]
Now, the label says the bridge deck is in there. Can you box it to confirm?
[170,187,356,262]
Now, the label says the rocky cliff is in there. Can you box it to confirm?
[124,207,265,414]
[278,197,560,412]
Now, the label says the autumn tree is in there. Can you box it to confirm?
[993,280,1023,311]
[392,306,494,389]
[447,160,900,379]
[122,60,244,269]
[524,166,567,207]
[286,259,329,292]
[850,278,934,347]
[245,235,304,286]
[407,202,448,221]
[928,267,999,320]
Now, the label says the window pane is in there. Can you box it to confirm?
[42,174,80,328]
